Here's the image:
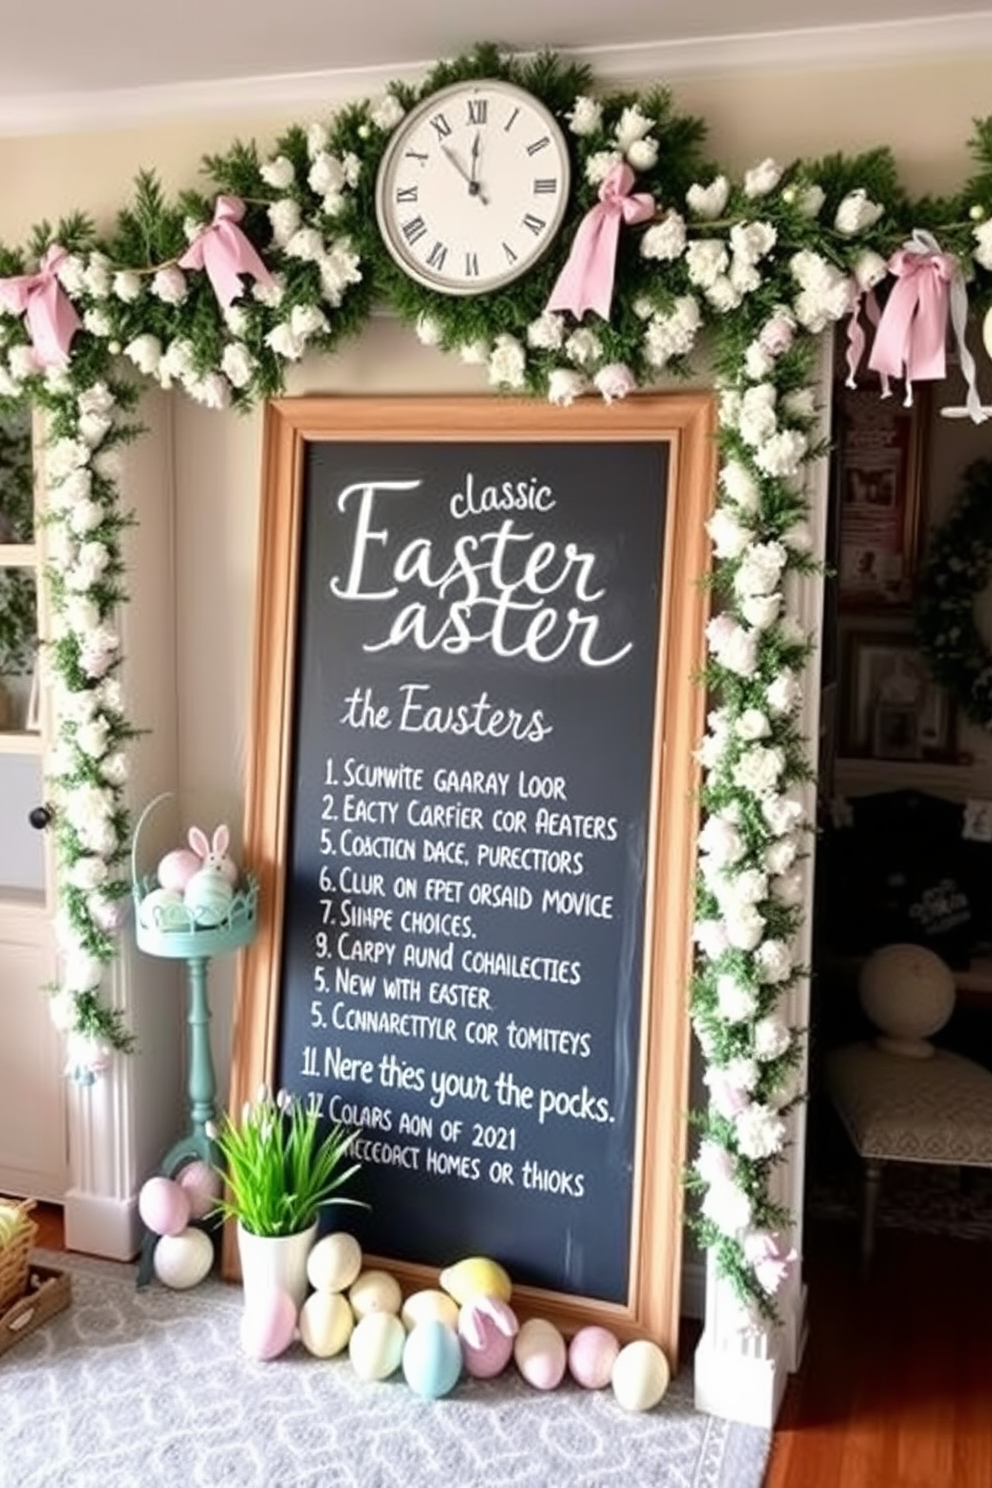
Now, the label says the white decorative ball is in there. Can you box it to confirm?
[153,1227,214,1289]
[858,943,956,1059]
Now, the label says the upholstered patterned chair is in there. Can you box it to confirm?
[825,1041,992,1267]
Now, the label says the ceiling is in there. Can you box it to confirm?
[3,1,991,109]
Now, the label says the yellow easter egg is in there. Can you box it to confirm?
[401,1289,460,1331]
[299,1290,354,1357]
[348,1268,403,1319]
[307,1232,363,1294]
[438,1256,512,1305]
[348,1311,405,1381]
[611,1339,671,1412]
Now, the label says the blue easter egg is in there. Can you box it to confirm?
[183,868,234,927]
[402,1319,463,1399]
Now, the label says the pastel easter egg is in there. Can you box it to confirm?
[401,1289,460,1332]
[513,1317,567,1391]
[299,1290,354,1358]
[139,1175,191,1237]
[568,1325,621,1390]
[348,1268,402,1320]
[458,1297,518,1379]
[402,1319,463,1399]
[138,887,188,931]
[240,1286,297,1361]
[439,1256,512,1305]
[176,1159,222,1220]
[157,847,202,893]
[183,868,234,928]
[153,1227,214,1289]
[307,1231,363,1294]
[611,1339,671,1412]
[348,1311,405,1381]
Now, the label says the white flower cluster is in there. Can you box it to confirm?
[688,303,825,1306]
[569,98,660,180]
[43,384,130,1083]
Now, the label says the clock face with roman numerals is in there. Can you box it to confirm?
[374,78,572,296]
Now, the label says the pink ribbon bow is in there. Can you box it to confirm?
[0,244,81,368]
[868,229,985,418]
[868,233,952,389]
[545,163,655,322]
[178,195,274,308]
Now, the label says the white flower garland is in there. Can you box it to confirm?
[1,43,991,1314]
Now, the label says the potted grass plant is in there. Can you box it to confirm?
[208,1085,367,1308]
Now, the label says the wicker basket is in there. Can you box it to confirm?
[0,1198,38,1311]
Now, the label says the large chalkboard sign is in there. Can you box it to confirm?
[229,394,714,1356]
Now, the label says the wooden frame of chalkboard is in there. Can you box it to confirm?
[225,393,716,1362]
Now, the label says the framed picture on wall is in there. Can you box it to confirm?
[835,384,928,609]
[840,628,955,761]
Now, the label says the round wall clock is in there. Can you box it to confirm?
[374,78,572,296]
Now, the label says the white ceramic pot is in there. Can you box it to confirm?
[237,1219,318,1311]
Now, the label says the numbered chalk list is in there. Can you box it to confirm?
[275,439,668,1304]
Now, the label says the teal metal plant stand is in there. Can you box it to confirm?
[132,849,259,1288]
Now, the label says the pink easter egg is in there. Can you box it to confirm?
[568,1325,621,1390]
[458,1298,518,1379]
[157,848,202,893]
[513,1317,567,1391]
[240,1287,298,1361]
[176,1159,222,1220]
[139,1175,191,1237]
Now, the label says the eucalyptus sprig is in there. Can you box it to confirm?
[208,1086,367,1237]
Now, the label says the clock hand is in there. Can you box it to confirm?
[441,143,489,205]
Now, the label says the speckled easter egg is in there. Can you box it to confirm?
[348,1268,402,1319]
[307,1232,363,1294]
[611,1339,671,1412]
[402,1320,463,1399]
[157,847,202,893]
[176,1159,222,1220]
[513,1317,567,1391]
[299,1290,354,1358]
[568,1325,621,1390]
[348,1311,405,1381]
[401,1289,460,1332]
[153,1227,214,1289]
[240,1286,297,1361]
[458,1298,518,1379]
[184,868,234,927]
[138,887,188,931]
[139,1175,191,1237]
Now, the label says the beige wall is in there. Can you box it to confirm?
[2,45,991,1103]
[0,51,990,245]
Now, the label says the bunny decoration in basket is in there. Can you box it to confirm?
[151,824,241,929]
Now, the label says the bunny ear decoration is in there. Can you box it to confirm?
[188,826,210,859]
[212,824,230,856]
[460,1295,519,1348]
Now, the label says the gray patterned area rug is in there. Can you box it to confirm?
[0,1250,770,1488]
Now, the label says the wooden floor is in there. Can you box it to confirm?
[32,1203,992,1485]
[764,1218,992,1488]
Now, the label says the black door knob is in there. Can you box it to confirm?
[29,805,53,830]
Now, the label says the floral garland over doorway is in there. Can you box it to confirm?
[2,43,992,1316]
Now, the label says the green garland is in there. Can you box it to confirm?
[916,457,992,727]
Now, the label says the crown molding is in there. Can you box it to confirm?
[1,12,991,138]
